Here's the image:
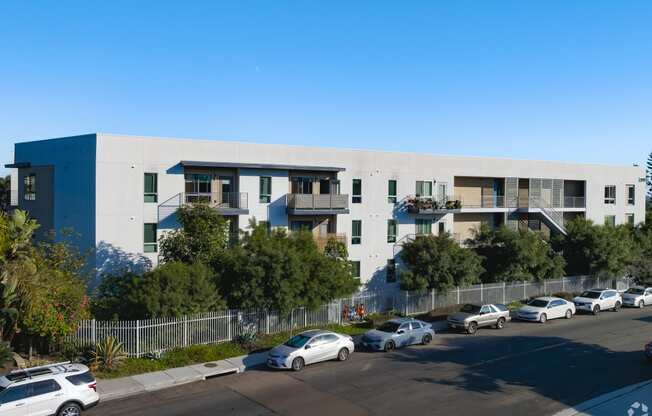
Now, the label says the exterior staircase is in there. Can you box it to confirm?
[529,197,567,235]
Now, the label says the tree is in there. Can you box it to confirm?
[214,222,359,313]
[93,261,225,320]
[399,233,483,292]
[628,222,652,285]
[468,225,565,283]
[0,176,10,212]
[553,217,634,278]
[159,203,229,264]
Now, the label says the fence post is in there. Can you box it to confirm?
[304,308,307,327]
[183,316,188,347]
[502,282,506,304]
[457,286,460,305]
[562,277,565,293]
[480,283,483,302]
[543,279,546,295]
[523,280,527,299]
[431,289,435,311]
[227,310,232,341]
[404,292,409,316]
[266,310,270,334]
[136,320,140,358]
[91,319,96,345]
[597,276,600,289]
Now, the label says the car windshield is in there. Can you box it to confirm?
[527,299,549,308]
[460,304,481,313]
[626,288,644,295]
[284,334,312,348]
[580,291,601,299]
[376,322,401,333]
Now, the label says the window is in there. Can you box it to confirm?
[410,322,422,330]
[480,305,491,314]
[626,185,635,205]
[416,181,432,197]
[144,173,157,203]
[28,380,61,397]
[604,185,616,204]
[626,214,635,226]
[23,174,36,201]
[259,176,272,203]
[398,322,409,331]
[352,179,362,203]
[0,385,28,404]
[438,222,445,235]
[144,223,157,253]
[352,220,362,244]
[604,215,616,227]
[386,259,396,283]
[387,219,397,243]
[350,261,361,278]
[388,180,397,203]
[415,219,432,235]
[185,174,211,202]
[66,372,95,386]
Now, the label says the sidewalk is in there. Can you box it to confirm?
[97,351,268,401]
[553,379,652,416]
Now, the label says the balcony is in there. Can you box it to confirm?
[405,196,462,215]
[313,233,347,251]
[563,196,586,208]
[458,196,506,209]
[286,193,349,215]
[159,192,249,221]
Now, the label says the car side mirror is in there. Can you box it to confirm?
[397,330,405,334]
[305,345,311,349]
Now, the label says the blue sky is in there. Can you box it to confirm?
[1,1,651,174]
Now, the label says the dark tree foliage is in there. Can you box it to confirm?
[93,261,224,320]
[399,233,483,292]
[553,217,634,278]
[468,225,565,283]
[213,222,359,313]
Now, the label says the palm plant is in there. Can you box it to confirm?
[91,336,127,371]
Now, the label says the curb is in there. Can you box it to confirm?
[552,379,652,416]
[97,352,267,401]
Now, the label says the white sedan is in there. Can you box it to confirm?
[267,329,355,371]
[517,296,576,323]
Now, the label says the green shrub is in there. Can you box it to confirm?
[0,342,13,367]
[91,336,127,371]
[59,340,94,363]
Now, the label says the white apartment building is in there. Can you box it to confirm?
[7,133,647,289]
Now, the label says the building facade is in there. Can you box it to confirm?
[8,133,647,289]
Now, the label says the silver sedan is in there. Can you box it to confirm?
[267,329,355,371]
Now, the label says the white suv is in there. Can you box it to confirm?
[573,288,622,315]
[0,362,99,416]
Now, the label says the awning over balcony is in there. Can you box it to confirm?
[180,160,345,172]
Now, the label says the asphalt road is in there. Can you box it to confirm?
[88,307,652,416]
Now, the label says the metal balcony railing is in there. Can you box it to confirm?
[563,196,586,208]
[459,195,506,209]
[404,195,462,214]
[286,193,349,211]
[185,192,248,210]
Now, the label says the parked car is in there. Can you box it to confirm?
[267,329,354,371]
[0,362,99,416]
[622,287,652,308]
[361,318,434,351]
[573,288,622,314]
[447,303,511,334]
[517,297,576,323]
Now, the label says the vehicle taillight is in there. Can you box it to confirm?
[88,382,97,392]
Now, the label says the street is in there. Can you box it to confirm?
[88,307,652,416]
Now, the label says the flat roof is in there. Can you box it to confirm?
[180,160,345,172]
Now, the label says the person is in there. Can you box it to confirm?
[358,303,366,320]
[342,304,349,321]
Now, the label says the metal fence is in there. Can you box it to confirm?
[69,275,630,357]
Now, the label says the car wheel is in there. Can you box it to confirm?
[592,305,600,315]
[58,402,82,416]
[565,309,572,319]
[337,348,349,361]
[640,300,646,309]
[291,357,305,371]
[539,313,547,324]
[614,302,621,312]
[496,317,506,329]
[422,333,432,345]
[384,340,395,352]
[467,322,478,334]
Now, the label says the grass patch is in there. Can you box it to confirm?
[96,323,369,379]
